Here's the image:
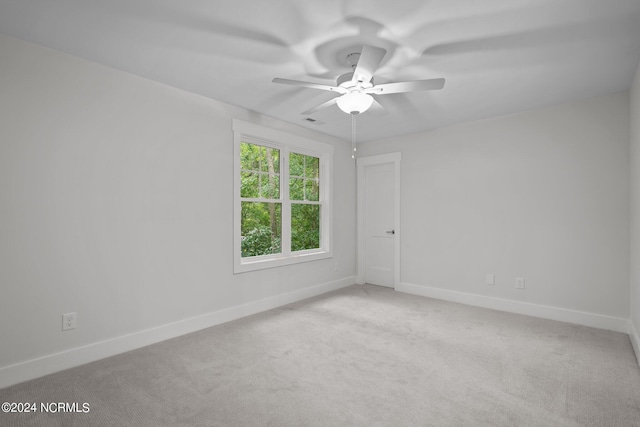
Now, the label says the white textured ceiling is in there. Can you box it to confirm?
[1,0,640,142]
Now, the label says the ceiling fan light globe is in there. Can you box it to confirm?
[336,92,373,114]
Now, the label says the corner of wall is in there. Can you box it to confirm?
[629,320,640,365]
[630,59,640,366]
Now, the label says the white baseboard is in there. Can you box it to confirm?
[396,282,629,333]
[628,321,640,365]
[0,276,355,389]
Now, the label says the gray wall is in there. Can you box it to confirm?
[358,93,630,319]
[0,34,356,382]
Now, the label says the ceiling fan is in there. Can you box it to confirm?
[272,45,445,116]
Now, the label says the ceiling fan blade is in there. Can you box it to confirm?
[352,45,387,84]
[366,78,445,95]
[272,78,346,93]
[302,97,339,115]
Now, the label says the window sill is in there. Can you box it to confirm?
[234,250,332,274]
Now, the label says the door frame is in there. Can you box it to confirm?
[356,152,401,287]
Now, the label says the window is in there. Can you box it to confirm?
[233,120,332,273]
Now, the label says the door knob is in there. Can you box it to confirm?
[386,230,395,235]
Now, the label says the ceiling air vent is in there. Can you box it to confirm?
[303,117,325,125]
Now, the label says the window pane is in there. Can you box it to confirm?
[262,147,280,174]
[240,171,259,198]
[304,179,319,202]
[291,204,320,251]
[240,142,261,171]
[272,149,281,173]
[241,202,281,257]
[289,152,304,177]
[305,156,319,179]
[262,174,280,199]
[289,177,304,200]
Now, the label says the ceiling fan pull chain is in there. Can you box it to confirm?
[351,113,357,159]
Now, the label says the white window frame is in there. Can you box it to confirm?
[233,119,333,273]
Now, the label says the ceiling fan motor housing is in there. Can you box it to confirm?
[346,52,360,67]
[337,72,373,88]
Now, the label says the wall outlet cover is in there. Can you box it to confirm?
[62,312,77,331]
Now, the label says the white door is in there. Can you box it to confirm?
[357,153,400,288]
[365,163,395,286]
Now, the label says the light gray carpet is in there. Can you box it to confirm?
[2,284,640,426]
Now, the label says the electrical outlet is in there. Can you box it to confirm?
[486,274,495,286]
[516,277,525,290]
[62,312,76,331]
